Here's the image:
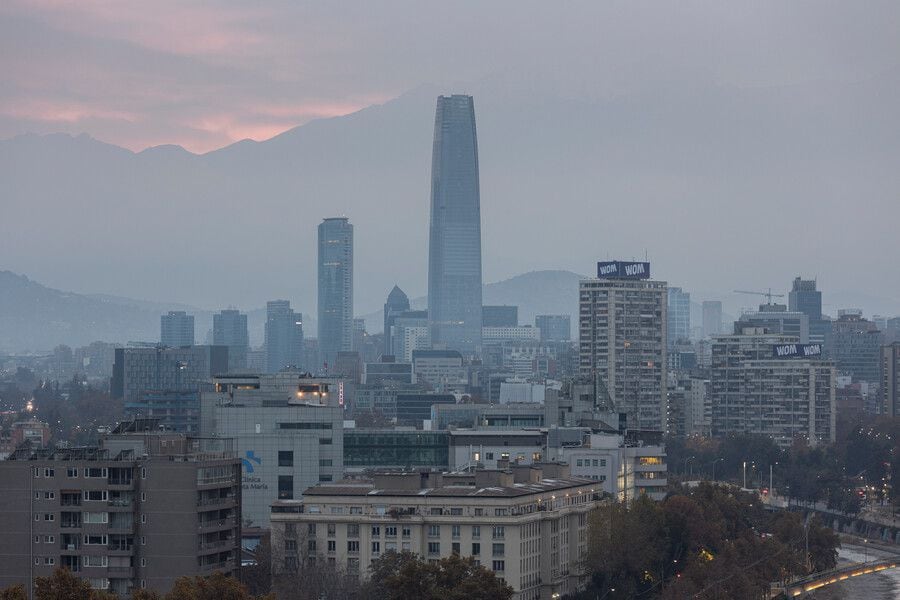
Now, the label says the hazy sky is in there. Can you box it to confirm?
[3,1,899,152]
[2,1,900,319]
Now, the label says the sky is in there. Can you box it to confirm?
[3,1,899,153]
[2,1,900,318]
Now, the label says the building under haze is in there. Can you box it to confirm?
[736,303,809,343]
[882,342,900,417]
[535,314,571,342]
[265,300,304,373]
[829,310,882,384]
[579,261,667,432]
[482,305,518,327]
[701,301,723,338]
[213,309,249,371]
[383,285,411,355]
[427,95,483,355]
[667,287,691,348]
[318,217,354,369]
[789,277,828,344]
[160,311,194,347]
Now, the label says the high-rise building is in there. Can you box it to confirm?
[383,286,410,355]
[160,311,194,347]
[667,287,691,348]
[829,310,883,383]
[579,261,667,431]
[701,301,723,338]
[0,419,241,596]
[265,300,304,373]
[427,95,483,355]
[111,345,229,403]
[318,217,354,369]
[535,315,571,342]
[710,328,835,447]
[213,309,249,371]
[736,303,809,343]
[789,277,828,344]
[482,305,518,327]
[881,342,900,417]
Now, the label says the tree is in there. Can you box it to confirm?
[0,585,27,600]
[364,551,513,600]
[33,568,117,600]
[165,572,273,600]
[241,534,272,596]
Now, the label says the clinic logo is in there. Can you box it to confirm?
[241,450,261,473]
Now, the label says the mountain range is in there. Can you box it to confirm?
[3,72,900,315]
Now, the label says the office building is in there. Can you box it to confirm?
[270,465,600,600]
[343,429,449,472]
[431,403,549,431]
[265,300,304,373]
[126,390,200,434]
[412,350,467,393]
[710,329,835,447]
[483,306,518,327]
[881,342,900,417]
[318,217,354,369]
[829,310,883,383]
[383,286,411,355]
[535,315,571,342]
[213,309,249,372]
[199,372,344,527]
[789,277,828,344]
[667,287,691,348]
[111,345,228,403]
[701,301,722,338]
[363,360,415,386]
[579,261,668,431]
[737,303,809,343]
[74,342,117,381]
[0,419,241,596]
[427,95,483,355]
[160,311,194,347]
[390,313,430,362]
[482,326,541,344]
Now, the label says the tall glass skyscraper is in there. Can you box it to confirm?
[318,217,353,369]
[427,95,483,354]
[265,300,303,373]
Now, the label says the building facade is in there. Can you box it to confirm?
[579,262,668,431]
[667,287,691,348]
[881,342,900,417]
[270,466,600,600]
[0,421,240,596]
[737,304,810,343]
[383,286,411,356]
[828,310,883,383]
[199,372,344,527]
[111,345,228,403]
[265,300,304,373]
[213,309,249,372]
[701,301,722,338]
[427,95,483,355]
[483,306,518,327]
[789,277,828,343]
[318,217,354,369]
[535,315,571,342]
[160,311,194,347]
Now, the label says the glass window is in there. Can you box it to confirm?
[472,542,480,555]
[472,526,480,539]
[278,475,293,500]
[278,451,293,467]
[427,542,440,555]
[492,543,505,557]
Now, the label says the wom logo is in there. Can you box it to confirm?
[624,263,645,276]
[772,343,823,358]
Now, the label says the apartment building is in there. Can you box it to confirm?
[0,419,241,596]
[270,465,602,600]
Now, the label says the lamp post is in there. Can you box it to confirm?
[712,458,723,482]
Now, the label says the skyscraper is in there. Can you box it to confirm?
[427,94,483,355]
[667,287,691,348]
[383,285,410,355]
[789,277,828,343]
[579,261,668,432]
[265,300,304,373]
[701,301,723,338]
[318,217,353,370]
[160,310,194,346]
[213,309,249,371]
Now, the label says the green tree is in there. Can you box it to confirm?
[165,572,273,600]
[364,551,513,600]
[34,568,117,600]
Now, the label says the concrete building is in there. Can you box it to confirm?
[389,311,430,362]
[160,311,194,347]
[482,326,541,344]
[667,287,691,349]
[111,345,228,403]
[363,360,415,386]
[686,378,711,436]
[0,419,241,596]
[343,429,449,472]
[829,310,883,383]
[431,403,549,431]
[701,301,723,338]
[0,418,51,459]
[448,429,547,470]
[483,306,518,327]
[213,309,249,372]
[428,95,483,355]
[264,300,304,373]
[737,303,810,343]
[579,261,668,431]
[881,342,900,417]
[270,466,600,600]
[74,342,117,381]
[710,329,835,447]
[126,390,201,434]
[318,217,354,369]
[199,373,344,527]
[412,350,467,392]
[535,315,571,342]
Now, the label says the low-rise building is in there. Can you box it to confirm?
[270,465,603,600]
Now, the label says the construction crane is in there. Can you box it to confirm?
[734,288,785,305]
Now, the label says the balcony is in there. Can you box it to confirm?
[198,517,236,532]
[199,540,231,552]
[197,496,236,508]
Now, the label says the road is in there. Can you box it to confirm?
[806,543,900,599]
